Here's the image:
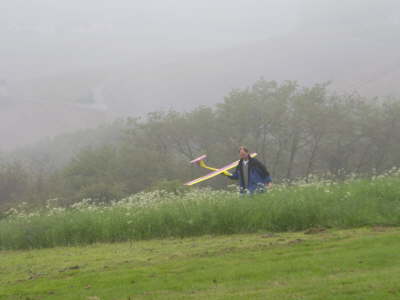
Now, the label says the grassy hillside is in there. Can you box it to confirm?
[1,227,400,300]
[1,173,400,250]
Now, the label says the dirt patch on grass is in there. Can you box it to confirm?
[261,233,277,238]
[288,239,304,245]
[371,226,391,232]
[304,227,327,234]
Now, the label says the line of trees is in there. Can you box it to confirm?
[1,79,400,210]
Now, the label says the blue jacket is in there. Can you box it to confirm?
[229,157,272,193]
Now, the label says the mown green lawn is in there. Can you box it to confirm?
[1,227,400,300]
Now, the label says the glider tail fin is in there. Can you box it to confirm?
[190,155,232,176]
[198,160,231,176]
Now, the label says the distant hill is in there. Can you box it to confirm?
[0,100,113,151]
[2,28,400,150]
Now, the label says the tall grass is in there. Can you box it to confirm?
[1,173,400,250]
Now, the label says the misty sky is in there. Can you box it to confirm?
[1,0,399,81]
[1,0,400,151]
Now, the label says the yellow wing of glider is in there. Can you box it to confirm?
[184,153,257,186]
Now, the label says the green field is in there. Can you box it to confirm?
[2,227,400,300]
[2,175,400,299]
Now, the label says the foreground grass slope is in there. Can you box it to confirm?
[1,227,400,300]
[2,173,400,250]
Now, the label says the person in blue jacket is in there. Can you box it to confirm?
[228,146,272,194]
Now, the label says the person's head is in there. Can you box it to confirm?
[239,146,250,160]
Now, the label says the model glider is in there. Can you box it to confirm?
[184,153,257,186]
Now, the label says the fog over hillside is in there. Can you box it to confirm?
[1,0,399,150]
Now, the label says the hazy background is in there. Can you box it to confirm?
[1,0,400,150]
